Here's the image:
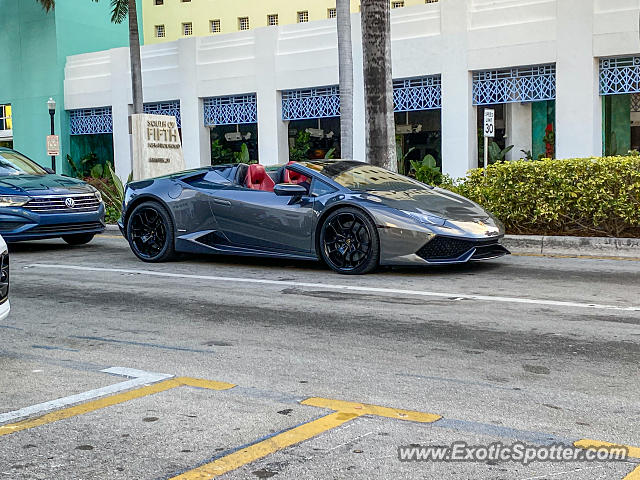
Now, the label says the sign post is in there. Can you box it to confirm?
[483,109,495,176]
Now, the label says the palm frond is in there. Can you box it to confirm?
[110,0,129,24]
[37,0,55,12]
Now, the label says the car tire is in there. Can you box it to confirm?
[126,201,176,262]
[62,233,96,246]
[319,207,379,275]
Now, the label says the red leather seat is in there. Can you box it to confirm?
[283,162,309,185]
[245,164,275,192]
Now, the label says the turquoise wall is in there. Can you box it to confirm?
[0,0,141,174]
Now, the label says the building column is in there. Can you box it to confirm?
[255,27,288,165]
[110,47,133,181]
[505,103,532,160]
[555,0,601,159]
[351,10,367,162]
[179,38,210,168]
[440,0,476,178]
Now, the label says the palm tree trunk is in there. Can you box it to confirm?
[360,0,396,170]
[336,0,353,160]
[128,0,143,114]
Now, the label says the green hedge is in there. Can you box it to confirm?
[444,156,640,237]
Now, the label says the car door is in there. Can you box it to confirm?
[207,184,315,254]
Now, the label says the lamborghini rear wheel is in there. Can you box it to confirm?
[319,207,379,275]
[127,201,176,262]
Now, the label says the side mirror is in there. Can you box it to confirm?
[43,167,55,174]
[274,183,308,197]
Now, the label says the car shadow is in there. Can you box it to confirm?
[180,251,507,277]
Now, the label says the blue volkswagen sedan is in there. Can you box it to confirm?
[0,148,105,244]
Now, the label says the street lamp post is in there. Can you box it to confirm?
[47,97,56,173]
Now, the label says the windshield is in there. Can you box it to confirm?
[301,161,427,192]
[0,150,47,176]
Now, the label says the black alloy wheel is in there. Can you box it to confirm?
[127,201,176,262]
[62,233,96,245]
[319,207,379,275]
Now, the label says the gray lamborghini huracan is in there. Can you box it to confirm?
[119,160,509,274]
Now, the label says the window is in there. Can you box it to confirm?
[425,0,438,3]
[328,8,337,19]
[392,1,405,8]
[182,22,193,36]
[155,24,165,38]
[0,104,11,131]
[267,14,279,26]
[210,19,221,33]
[181,0,191,2]
[297,11,309,23]
[154,0,163,5]
[238,17,249,31]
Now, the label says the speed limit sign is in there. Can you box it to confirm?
[484,109,495,138]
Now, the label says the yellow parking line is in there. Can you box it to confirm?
[574,439,640,459]
[0,378,182,437]
[624,464,640,480]
[0,377,235,437]
[302,397,441,423]
[171,411,358,479]
[97,234,124,239]
[177,377,236,391]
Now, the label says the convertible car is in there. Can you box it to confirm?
[119,160,509,274]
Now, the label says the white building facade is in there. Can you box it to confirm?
[63,0,640,180]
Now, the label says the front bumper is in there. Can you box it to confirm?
[378,224,509,266]
[0,204,106,241]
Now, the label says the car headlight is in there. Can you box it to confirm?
[402,210,447,227]
[87,185,103,203]
[0,195,30,207]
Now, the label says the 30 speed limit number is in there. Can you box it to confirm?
[484,109,495,138]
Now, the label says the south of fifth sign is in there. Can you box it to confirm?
[131,113,185,180]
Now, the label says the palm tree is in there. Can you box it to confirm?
[360,0,396,170]
[37,0,143,114]
[336,0,353,160]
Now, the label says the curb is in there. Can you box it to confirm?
[503,235,640,259]
[103,225,639,259]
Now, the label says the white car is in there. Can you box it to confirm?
[0,234,9,320]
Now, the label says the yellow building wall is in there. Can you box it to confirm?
[143,0,431,44]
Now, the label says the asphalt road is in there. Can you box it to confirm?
[1,234,639,479]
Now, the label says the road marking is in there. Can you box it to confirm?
[28,264,640,312]
[0,367,172,425]
[574,439,640,459]
[70,335,215,354]
[625,464,640,480]
[170,412,358,479]
[302,397,442,423]
[0,373,235,437]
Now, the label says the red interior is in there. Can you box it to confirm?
[284,162,309,185]
[245,164,275,192]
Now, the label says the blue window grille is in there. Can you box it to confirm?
[144,101,181,128]
[472,64,556,105]
[393,75,441,112]
[282,86,340,120]
[69,107,113,135]
[600,57,640,96]
[204,94,257,126]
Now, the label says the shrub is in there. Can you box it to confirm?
[444,156,640,237]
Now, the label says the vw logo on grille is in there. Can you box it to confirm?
[65,198,75,208]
